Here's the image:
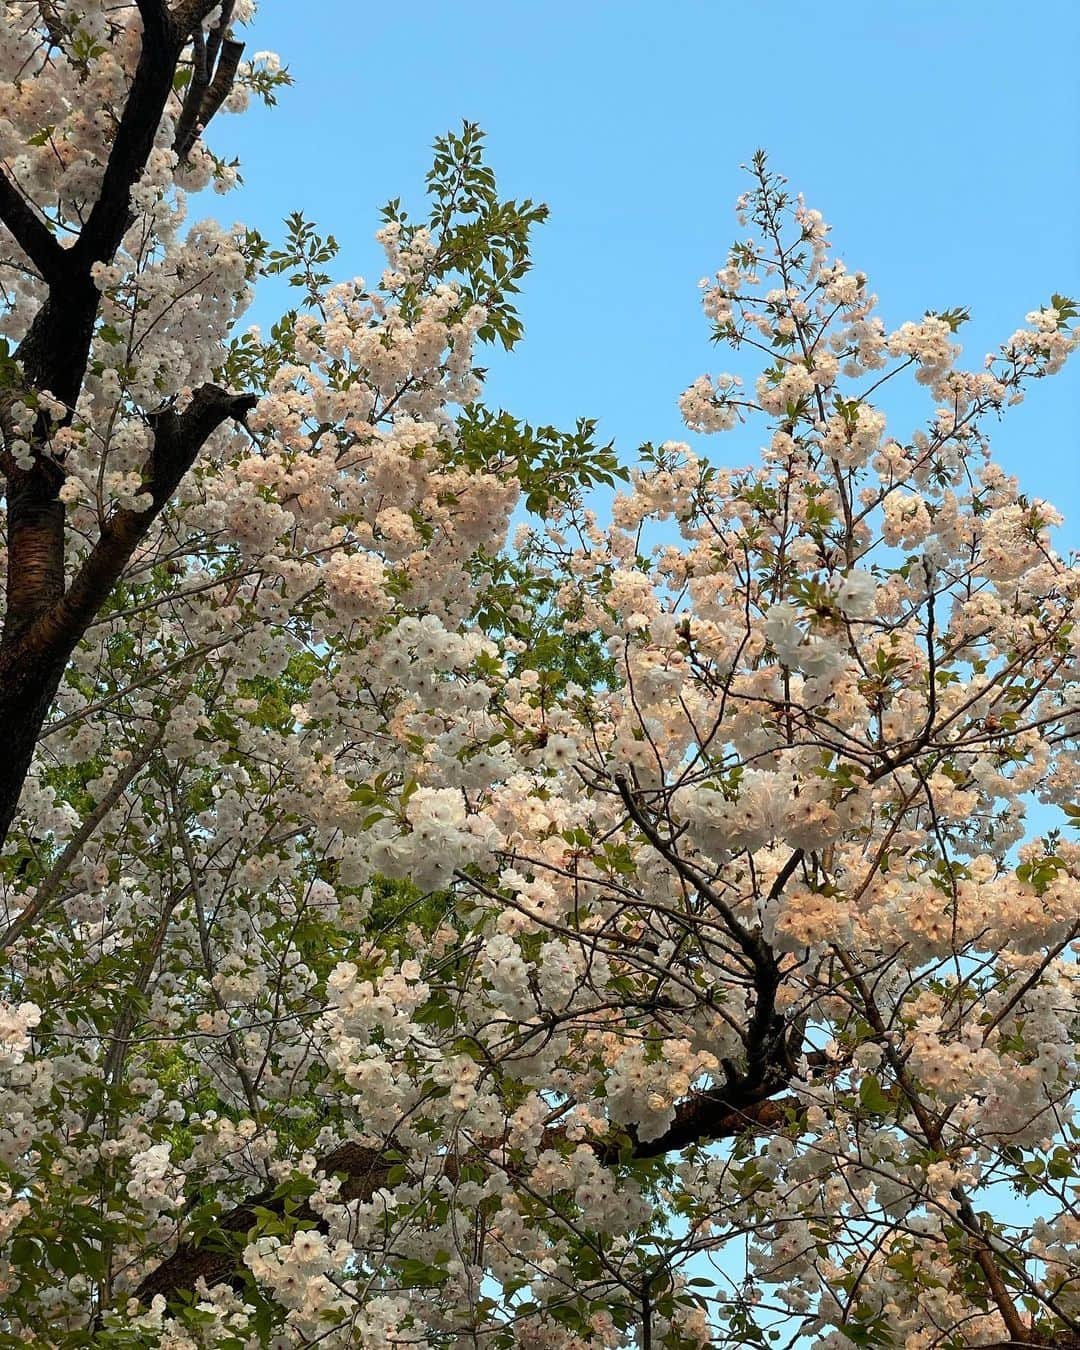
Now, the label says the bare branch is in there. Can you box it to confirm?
[197,37,244,136]
[173,0,245,164]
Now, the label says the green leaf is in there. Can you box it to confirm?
[859,1073,893,1116]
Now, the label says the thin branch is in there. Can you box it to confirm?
[0,727,163,951]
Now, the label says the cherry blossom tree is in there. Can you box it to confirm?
[1,5,1079,1349]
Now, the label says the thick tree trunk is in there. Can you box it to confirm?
[5,488,65,636]
[0,654,66,845]
[0,383,254,847]
[0,1,248,854]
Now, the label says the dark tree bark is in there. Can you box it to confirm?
[0,1,250,849]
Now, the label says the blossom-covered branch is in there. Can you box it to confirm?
[0,0,254,847]
[0,11,1079,1350]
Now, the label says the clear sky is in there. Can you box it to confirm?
[217,0,1080,548]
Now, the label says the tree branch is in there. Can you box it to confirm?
[196,36,244,133]
[0,727,163,952]
[0,384,255,680]
[134,1143,397,1301]
[0,167,70,285]
[171,0,234,31]
[0,385,253,848]
[72,2,180,271]
[611,1092,796,1162]
[612,772,794,1096]
[173,1,245,163]
[134,1091,798,1302]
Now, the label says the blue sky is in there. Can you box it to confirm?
[219,0,1080,547]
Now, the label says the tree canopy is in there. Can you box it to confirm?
[0,5,1078,1348]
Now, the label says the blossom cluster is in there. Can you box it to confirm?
[0,15,1079,1350]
